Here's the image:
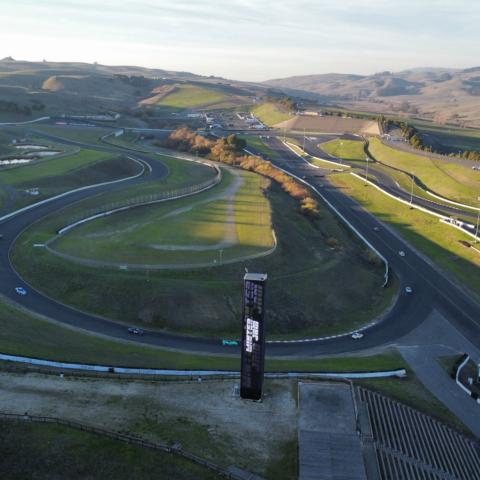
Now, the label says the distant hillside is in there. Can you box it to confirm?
[0,59,261,119]
[265,68,480,127]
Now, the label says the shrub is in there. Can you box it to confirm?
[167,127,321,219]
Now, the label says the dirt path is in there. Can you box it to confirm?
[153,166,243,250]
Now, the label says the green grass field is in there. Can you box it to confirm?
[0,297,405,372]
[320,138,366,161]
[39,153,217,223]
[330,173,480,295]
[0,130,15,155]
[366,162,474,219]
[104,131,142,149]
[250,102,294,126]
[48,168,274,266]
[11,174,391,337]
[1,149,115,186]
[368,137,480,205]
[156,84,227,110]
[0,149,140,212]
[242,135,281,159]
[29,124,114,145]
[0,420,216,480]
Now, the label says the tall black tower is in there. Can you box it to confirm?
[240,273,267,400]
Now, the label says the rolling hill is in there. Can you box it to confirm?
[0,58,259,120]
[265,68,480,127]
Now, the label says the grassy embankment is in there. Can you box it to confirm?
[319,138,474,217]
[0,130,15,155]
[330,173,480,295]
[155,84,227,111]
[319,138,366,162]
[0,420,216,480]
[241,135,281,159]
[49,168,274,266]
[58,153,216,213]
[368,137,480,206]
[0,296,402,372]
[251,102,294,126]
[0,149,139,212]
[12,168,390,338]
[103,131,143,150]
[28,124,114,145]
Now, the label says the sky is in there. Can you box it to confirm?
[0,0,479,81]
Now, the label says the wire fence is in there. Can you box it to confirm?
[0,411,245,479]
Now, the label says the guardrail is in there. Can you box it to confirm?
[453,354,480,404]
[283,141,350,169]
[271,160,390,287]
[0,411,244,479]
[350,172,479,241]
[57,165,221,235]
[0,156,146,225]
[371,138,479,212]
[0,352,406,379]
[0,116,50,126]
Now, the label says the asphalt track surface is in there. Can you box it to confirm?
[301,136,479,223]
[0,126,479,357]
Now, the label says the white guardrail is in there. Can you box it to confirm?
[57,165,221,235]
[456,354,473,395]
[0,353,406,379]
[0,157,146,224]
[246,145,390,287]
[350,172,479,241]
[283,141,350,169]
[0,116,51,126]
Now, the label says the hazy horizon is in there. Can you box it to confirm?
[1,0,479,81]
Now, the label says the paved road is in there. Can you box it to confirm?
[397,309,480,436]
[0,126,479,359]
[260,137,480,352]
[300,136,479,223]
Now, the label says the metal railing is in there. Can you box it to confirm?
[58,166,221,235]
[0,411,244,479]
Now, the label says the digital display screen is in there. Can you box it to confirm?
[240,273,267,400]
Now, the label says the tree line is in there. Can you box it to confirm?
[163,127,320,218]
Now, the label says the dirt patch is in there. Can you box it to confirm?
[0,372,297,474]
[139,85,178,106]
[276,115,379,135]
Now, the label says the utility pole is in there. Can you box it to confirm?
[410,172,415,207]
[476,196,480,243]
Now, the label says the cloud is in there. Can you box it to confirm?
[0,0,479,80]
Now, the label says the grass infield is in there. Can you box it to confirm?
[250,102,293,126]
[320,138,366,162]
[368,137,480,206]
